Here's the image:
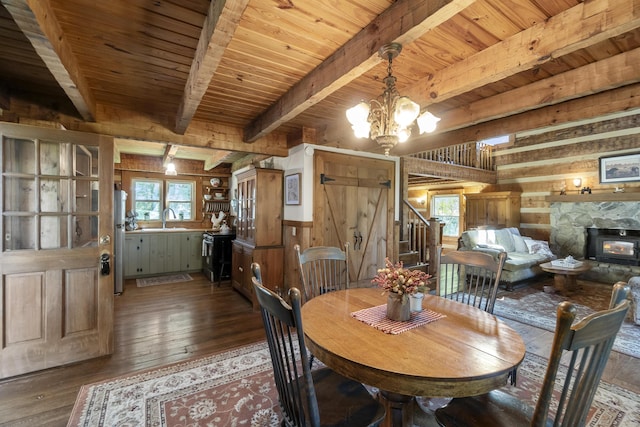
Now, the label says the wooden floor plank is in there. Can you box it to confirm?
[0,273,638,425]
[0,273,265,426]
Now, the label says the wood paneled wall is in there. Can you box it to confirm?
[409,112,640,241]
[116,153,232,230]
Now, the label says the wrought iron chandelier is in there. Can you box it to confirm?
[346,43,440,156]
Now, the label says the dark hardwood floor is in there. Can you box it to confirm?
[0,274,638,426]
[0,273,265,426]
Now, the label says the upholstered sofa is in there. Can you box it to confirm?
[629,276,640,326]
[458,227,556,290]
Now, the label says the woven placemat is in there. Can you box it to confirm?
[351,304,446,335]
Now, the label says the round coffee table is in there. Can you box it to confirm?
[539,261,591,295]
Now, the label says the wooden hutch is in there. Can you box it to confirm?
[231,167,284,308]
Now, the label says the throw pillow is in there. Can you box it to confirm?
[512,234,528,253]
[524,239,554,257]
[524,239,540,254]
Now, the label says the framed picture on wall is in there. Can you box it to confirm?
[599,153,640,184]
[285,173,301,205]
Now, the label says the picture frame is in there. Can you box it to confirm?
[599,153,640,184]
[285,173,301,205]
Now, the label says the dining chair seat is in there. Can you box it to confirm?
[435,282,631,427]
[251,262,385,427]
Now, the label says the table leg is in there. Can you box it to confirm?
[565,274,579,293]
[378,391,438,427]
[553,274,567,294]
[554,273,580,295]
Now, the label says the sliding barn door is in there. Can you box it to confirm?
[0,123,114,378]
[313,151,395,283]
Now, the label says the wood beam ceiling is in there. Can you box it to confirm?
[242,0,477,142]
[417,0,640,106]
[2,0,95,121]
[174,0,250,135]
[322,0,640,146]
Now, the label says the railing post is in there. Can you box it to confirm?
[428,219,442,277]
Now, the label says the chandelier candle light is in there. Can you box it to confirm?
[346,43,440,156]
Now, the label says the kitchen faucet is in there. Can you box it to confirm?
[162,208,176,228]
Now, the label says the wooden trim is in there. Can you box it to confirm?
[283,220,313,228]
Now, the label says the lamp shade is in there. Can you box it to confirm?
[165,162,177,176]
[394,97,420,127]
[417,111,441,134]
[346,102,370,126]
[352,122,371,138]
[397,127,411,143]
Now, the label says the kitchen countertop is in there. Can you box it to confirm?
[126,228,209,233]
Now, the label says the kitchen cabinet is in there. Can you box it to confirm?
[180,232,203,271]
[464,191,521,230]
[124,235,150,276]
[124,231,203,277]
[232,167,283,308]
[147,234,167,275]
[232,241,284,310]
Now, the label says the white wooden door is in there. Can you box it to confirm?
[0,123,114,378]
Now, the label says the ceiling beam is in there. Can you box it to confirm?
[242,0,477,143]
[204,150,234,171]
[416,0,640,106]
[2,0,96,121]
[441,48,640,131]
[2,99,289,157]
[391,83,640,156]
[162,144,179,167]
[322,0,640,150]
[174,0,250,134]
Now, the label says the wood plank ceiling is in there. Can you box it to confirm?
[0,0,639,171]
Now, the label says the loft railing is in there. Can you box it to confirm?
[409,141,494,170]
[403,200,443,275]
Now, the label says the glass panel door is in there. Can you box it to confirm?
[2,137,100,251]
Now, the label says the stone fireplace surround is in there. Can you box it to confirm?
[550,199,640,283]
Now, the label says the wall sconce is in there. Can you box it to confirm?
[417,197,426,206]
[573,177,582,188]
[165,158,177,176]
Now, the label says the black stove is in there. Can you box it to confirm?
[202,231,236,283]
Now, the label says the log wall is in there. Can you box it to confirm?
[409,111,640,242]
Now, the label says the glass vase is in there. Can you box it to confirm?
[386,294,411,321]
[410,292,424,312]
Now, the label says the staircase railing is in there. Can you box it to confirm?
[403,200,442,275]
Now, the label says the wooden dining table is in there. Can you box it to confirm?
[301,287,526,427]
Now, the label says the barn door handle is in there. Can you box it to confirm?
[353,232,359,249]
[357,231,363,250]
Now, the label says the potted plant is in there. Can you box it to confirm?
[372,258,431,321]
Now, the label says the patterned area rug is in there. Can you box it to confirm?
[136,273,193,287]
[68,341,640,426]
[493,280,640,358]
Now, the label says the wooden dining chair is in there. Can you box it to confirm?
[434,282,631,427]
[295,243,350,302]
[436,248,507,314]
[251,264,386,427]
